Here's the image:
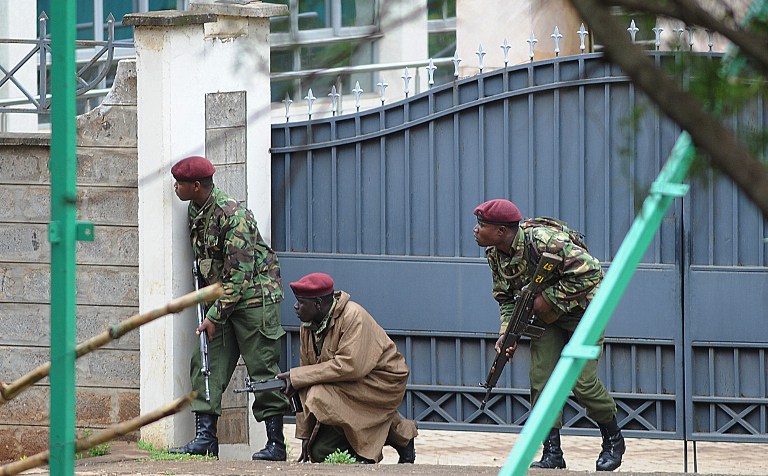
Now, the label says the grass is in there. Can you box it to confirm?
[75,430,110,459]
[323,449,358,464]
[137,440,217,461]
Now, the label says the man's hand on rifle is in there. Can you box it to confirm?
[197,318,216,341]
[495,334,517,358]
[277,371,295,398]
[533,294,559,324]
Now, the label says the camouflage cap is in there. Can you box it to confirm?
[474,199,522,225]
[171,156,216,181]
[290,272,335,298]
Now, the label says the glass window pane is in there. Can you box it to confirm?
[300,42,354,70]
[271,79,297,103]
[427,0,443,20]
[76,0,95,40]
[271,48,294,73]
[341,0,375,27]
[427,0,456,20]
[298,0,328,30]
[268,0,290,33]
[149,0,179,10]
[428,31,455,57]
[446,0,456,18]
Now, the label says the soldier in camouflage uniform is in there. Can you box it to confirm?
[169,156,290,461]
[473,199,625,472]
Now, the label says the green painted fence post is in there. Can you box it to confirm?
[48,0,80,473]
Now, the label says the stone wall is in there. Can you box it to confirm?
[0,60,140,462]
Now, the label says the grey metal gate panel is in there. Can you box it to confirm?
[684,113,768,443]
[271,51,765,441]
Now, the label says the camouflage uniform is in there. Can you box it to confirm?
[188,186,289,419]
[486,224,616,428]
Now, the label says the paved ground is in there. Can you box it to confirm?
[12,424,768,475]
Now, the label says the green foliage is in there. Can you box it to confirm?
[323,449,358,464]
[136,440,217,462]
[75,430,110,459]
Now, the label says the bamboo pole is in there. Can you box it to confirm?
[0,283,223,405]
[0,392,196,476]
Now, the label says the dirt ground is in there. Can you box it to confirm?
[68,459,731,476]
[54,442,729,476]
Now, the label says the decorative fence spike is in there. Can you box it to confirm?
[527,31,538,61]
[674,27,685,49]
[401,67,412,97]
[551,26,563,56]
[452,50,461,78]
[577,23,588,53]
[328,85,340,115]
[426,59,437,88]
[500,38,511,66]
[377,80,388,105]
[282,93,292,122]
[687,26,695,49]
[304,88,316,118]
[476,44,486,73]
[352,81,363,111]
[628,19,639,43]
[652,26,663,50]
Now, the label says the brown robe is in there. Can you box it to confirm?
[290,291,418,462]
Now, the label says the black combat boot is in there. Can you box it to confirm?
[169,412,219,458]
[251,415,287,461]
[596,417,625,471]
[530,428,566,469]
[391,437,415,463]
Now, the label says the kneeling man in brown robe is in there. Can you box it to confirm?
[277,272,418,464]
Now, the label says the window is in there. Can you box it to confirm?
[37,0,183,41]
[269,0,379,102]
[427,0,455,84]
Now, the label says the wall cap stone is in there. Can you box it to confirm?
[123,10,217,27]
[0,133,51,146]
[190,1,288,18]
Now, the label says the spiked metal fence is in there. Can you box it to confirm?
[272,20,768,447]
[0,13,133,116]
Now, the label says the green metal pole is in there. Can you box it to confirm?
[49,0,77,474]
[498,2,768,473]
[498,134,695,476]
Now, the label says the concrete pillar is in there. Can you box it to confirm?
[456,0,584,76]
[124,0,286,460]
[0,0,38,132]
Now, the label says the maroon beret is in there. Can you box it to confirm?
[290,272,335,298]
[171,156,216,181]
[474,199,522,225]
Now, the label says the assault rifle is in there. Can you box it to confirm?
[480,252,563,410]
[234,378,303,414]
[192,259,212,401]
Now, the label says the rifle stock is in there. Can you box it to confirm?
[480,252,562,410]
[192,259,212,401]
[234,378,303,414]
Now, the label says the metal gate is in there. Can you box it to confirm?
[270,51,768,442]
